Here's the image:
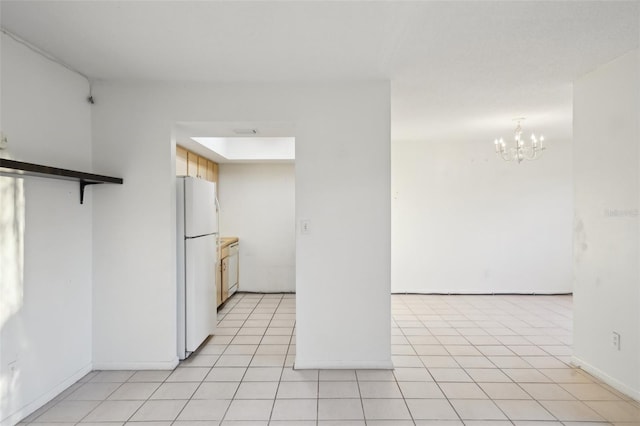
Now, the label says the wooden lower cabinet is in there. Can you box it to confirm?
[217,240,239,308]
[216,261,222,307]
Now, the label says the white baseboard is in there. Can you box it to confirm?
[1,362,92,426]
[571,355,640,401]
[294,358,394,370]
[92,358,179,370]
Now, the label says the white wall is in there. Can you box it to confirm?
[218,163,295,293]
[0,34,93,425]
[91,81,391,370]
[392,137,573,294]
[572,49,640,399]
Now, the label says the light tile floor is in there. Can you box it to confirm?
[20,293,640,426]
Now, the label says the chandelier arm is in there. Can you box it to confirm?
[523,147,536,160]
[496,145,511,162]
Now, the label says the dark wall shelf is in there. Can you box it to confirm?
[0,158,123,204]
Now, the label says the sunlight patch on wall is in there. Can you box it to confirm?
[0,176,25,326]
[0,175,25,412]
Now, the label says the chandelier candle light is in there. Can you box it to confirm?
[494,118,545,163]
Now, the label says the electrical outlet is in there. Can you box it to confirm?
[612,332,621,350]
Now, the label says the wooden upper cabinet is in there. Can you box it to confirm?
[207,160,216,183]
[206,160,213,182]
[187,152,198,178]
[212,162,219,184]
[197,156,208,179]
[177,146,219,184]
[176,146,188,176]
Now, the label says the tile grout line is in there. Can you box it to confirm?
[389,323,419,426]
[353,365,367,424]
[22,294,638,426]
[401,298,463,425]
[219,292,271,423]
[264,293,288,424]
[440,297,563,423]
[73,372,140,424]
[442,302,520,425]
[168,292,252,426]
[412,297,560,425]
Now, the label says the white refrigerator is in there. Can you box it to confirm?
[176,176,218,360]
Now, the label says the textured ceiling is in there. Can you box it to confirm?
[1,1,638,143]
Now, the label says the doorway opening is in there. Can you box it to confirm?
[174,121,296,300]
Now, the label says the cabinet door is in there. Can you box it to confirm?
[207,160,215,182]
[228,245,239,289]
[198,156,208,180]
[216,261,223,307]
[176,146,188,176]
[212,162,219,184]
[187,152,198,178]
[221,257,229,302]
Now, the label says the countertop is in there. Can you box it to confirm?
[219,237,239,249]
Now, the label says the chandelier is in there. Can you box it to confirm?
[494,118,545,163]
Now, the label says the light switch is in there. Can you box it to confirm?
[300,219,311,235]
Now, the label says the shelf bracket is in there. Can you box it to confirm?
[80,181,103,204]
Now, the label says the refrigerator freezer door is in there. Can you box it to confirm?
[185,234,217,353]
[184,177,218,237]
